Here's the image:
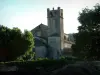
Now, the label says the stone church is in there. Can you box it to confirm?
[31,7,75,59]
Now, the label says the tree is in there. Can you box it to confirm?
[0,25,12,61]
[0,25,34,61]
[78,3,100,32]
[0,25,11,47]
[72,3,100,60]
[7,29,34,61]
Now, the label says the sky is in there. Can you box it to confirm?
[0,0,100,34]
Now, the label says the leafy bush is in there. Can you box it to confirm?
[0,58,76,71]
[16,52,35,61]
[0,25,34,61]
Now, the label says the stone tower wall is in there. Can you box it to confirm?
[47,7,64,59]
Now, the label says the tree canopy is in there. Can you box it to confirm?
[72,3,100,60]
[0,25,34,61]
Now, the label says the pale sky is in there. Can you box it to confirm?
[0,0,100,34]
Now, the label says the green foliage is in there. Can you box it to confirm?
[60,56,82,61]
[0,25,34,61]
[0,59,76,72]
[36,57,48,61]
[78,4,100,32]
[0,25,11,47]
[72,3,100,60]
[16,51,35,61]
[23,30,34,48]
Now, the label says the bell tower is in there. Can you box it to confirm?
[47,7,64,59]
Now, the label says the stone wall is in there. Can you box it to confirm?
[48,37,61,59]
[35,46,47,59]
